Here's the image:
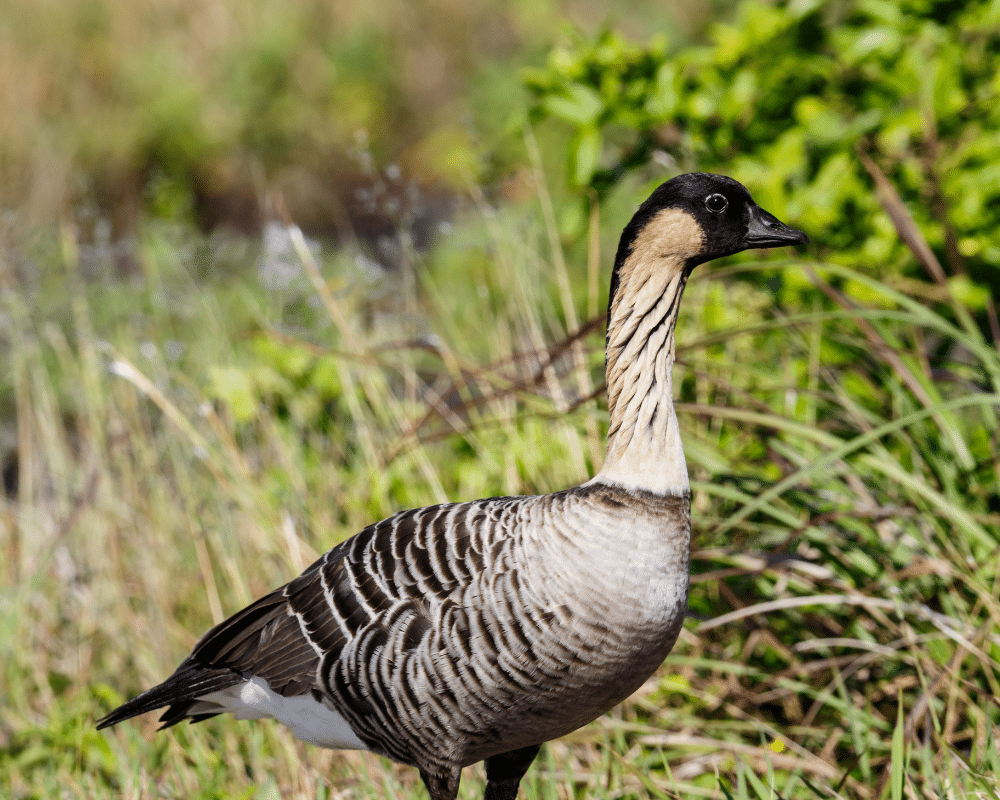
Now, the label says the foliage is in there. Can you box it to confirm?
[674,260,1000,798]
[515,2,1000,794]
[3,1,1000,798]
[0,0,691,232]
[524,0,1000,289]
[4,174,1000,797]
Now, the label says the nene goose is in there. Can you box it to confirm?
[98,173,807,800]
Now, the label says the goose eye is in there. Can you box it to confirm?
[705,193,728,213]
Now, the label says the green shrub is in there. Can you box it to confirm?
[525,0,1000,289]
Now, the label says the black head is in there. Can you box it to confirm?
[607,173,808,323]
[614,172,808,272]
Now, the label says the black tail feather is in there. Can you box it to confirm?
[98,562,330,733]
[96,663,242,730]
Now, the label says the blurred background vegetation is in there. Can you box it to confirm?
[0,0,695,249]
[2,0,999,798]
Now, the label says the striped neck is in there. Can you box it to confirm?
[590,234,695,496]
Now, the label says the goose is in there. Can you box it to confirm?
[97,173,807,800]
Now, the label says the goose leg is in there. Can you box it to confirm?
[420,767,461,800]
[483,744,541,800]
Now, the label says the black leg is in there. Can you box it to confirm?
[420,767,461,800]
[483,744,542,800]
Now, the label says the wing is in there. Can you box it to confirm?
[96,497,508,744]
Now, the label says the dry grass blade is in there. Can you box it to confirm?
[699,595,998,667]
[386,315,605,461]
[856,147,999,345]
[856,149,947,285]
[802,265,976,469]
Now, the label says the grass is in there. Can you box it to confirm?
[2,172,999,799]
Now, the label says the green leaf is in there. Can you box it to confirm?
[647,62,679,118]
[891,692,905,800]
[570,127,602,186]
[207,365,258,423]
[948,275,991,310]
[542,83,603,126]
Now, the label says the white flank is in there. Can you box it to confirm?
[194,676,368,750]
